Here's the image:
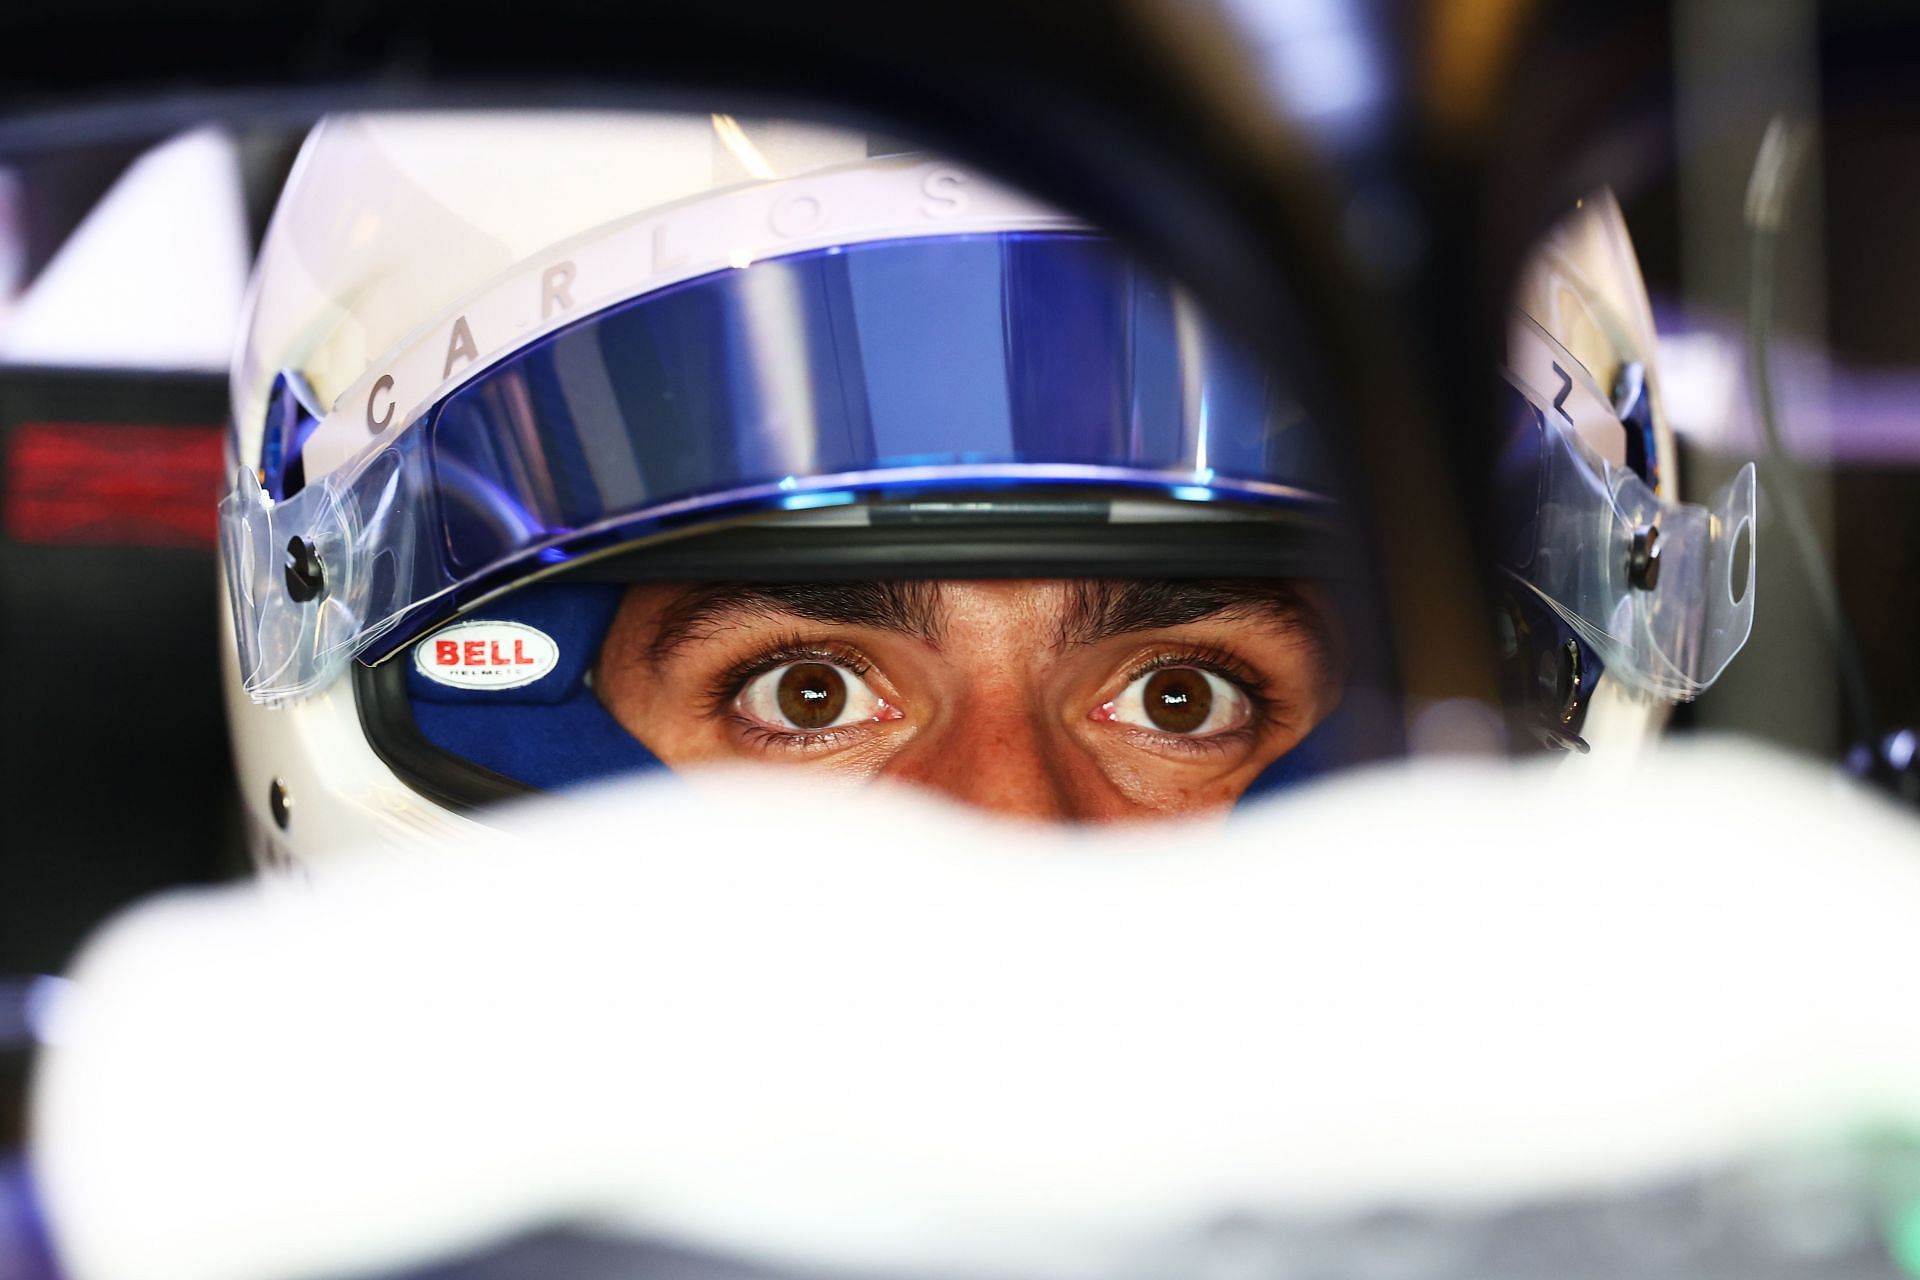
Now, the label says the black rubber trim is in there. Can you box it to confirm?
[565,518,1353,584]
[354,659,537,814]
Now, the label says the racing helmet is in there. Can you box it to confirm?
[218,112,1755,866]
[1500,189,1756,756]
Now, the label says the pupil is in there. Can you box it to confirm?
[776,662,848,729]
[1144,668,1211,734]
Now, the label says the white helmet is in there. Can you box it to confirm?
[219,112,1754,867]
[1503,190,1756,755]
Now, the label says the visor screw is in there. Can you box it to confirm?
[1629,523,1662,591]
[284,536,326,603]
[269,778,292,831]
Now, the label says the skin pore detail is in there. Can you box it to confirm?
[593,579,1347,822]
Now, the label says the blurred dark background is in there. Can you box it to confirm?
[0,133,297,977]
[0,371,239,974]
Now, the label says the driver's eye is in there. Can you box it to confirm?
[738,661,887,731]
[1106,667,1251,736]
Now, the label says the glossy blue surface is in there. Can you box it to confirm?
[420,232,1331,577]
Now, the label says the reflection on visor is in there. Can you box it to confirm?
[1500,315,1756,700]
[223,233,1336,702]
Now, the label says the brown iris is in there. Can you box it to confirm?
[1143,668,1212,733]
[775,662,848,729]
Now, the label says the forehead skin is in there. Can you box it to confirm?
[594,578,1345,822]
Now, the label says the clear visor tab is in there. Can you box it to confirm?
[221,451,429,704]
[223,231,1332,703]
[1500,314,1756,701]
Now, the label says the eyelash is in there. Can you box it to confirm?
[730,721,872,755]
[1111,643,1280,754]
[704,635,1285,756]
[702,636,882,749]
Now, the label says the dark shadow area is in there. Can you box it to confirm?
[0,369,242,978]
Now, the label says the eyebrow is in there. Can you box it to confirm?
[1053,579,1324,651]
[646,578,1322,662]
[648,581,946,661]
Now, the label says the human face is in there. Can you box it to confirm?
[594,579,1345,822]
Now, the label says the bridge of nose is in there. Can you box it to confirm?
[885,676,1105,821]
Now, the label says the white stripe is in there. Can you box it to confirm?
[299,160,1080,482]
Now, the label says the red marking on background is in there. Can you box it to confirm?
[4,422,224,549]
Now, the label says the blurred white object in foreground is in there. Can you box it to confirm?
[29,741,1920,1280]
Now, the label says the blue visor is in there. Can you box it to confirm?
[223,232,1340,701]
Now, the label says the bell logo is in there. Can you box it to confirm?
[433,638,535,667]
[414,620,560,691]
